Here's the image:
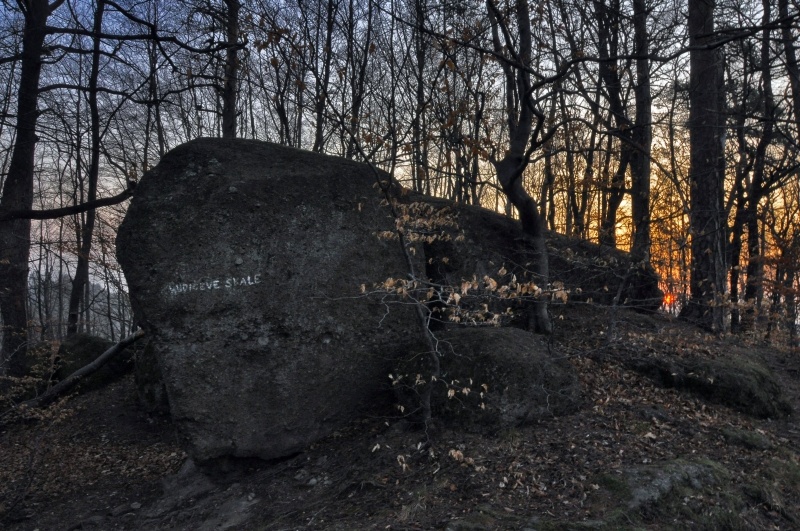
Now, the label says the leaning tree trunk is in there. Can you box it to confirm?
[487,0,552,334]
[495,156,552,334]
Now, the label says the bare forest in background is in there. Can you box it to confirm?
[0,0,799,373]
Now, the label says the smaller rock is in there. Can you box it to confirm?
[395,327,581,430]
[627,354,791,419]
[110,503,131,517]
[145,459,215,518]
[721,427,774,450]
[81,515,106,527]
[591,459,726,512]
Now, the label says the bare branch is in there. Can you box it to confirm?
[0,185,134,223]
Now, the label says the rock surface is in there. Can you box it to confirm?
[117,138,421,461]
[396,327,582,429]
[416,195,663,316]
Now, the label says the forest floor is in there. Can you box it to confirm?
[2,302,800,530]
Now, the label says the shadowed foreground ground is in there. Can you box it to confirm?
[2,302,799,530]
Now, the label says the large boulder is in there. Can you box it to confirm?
[116,138,649,461]
[116,138,422,461]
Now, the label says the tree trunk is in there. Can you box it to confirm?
[594,0,633,249]
[729,176,746,333]
[345,0,373,159]
[221,0,240,139]
[495,155,552,334]
[67,0,105,336]
[778,0,800,141]
[630,0,652,262]
[313,0,336,152]
[681,0,727,331]
[411,0,432,196]
[741,0,776,331]
[0,0,58,375]
[599,153,629,247]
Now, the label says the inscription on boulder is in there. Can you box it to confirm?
[164,274,262,296]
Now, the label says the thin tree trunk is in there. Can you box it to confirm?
[778,0,800,141]
[345,0,373,159]
[595,0,633,249]
[741,0,776,332]
[599,152,629,247]
[630,0,652,262]
[411,0,429,193]
[221,0,240,139]
[67,1,104,336]
[313,0,336,152]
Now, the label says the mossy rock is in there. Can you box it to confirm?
[721,427,774,450]
[627,354,791,419]
[415,195,663,314]
[54,333,131,391]
[578,459,732,530]
[581,458,800,529]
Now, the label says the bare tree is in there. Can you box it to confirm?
[66,0,106,336]
[486,0,563,334]
[0,0,64,375]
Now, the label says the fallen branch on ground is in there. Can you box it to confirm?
[12,329,146,412]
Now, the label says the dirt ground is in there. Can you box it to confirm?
[2,303,800,530]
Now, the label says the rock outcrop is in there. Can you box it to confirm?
[627,353,791,419]
[116,138,652,461]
